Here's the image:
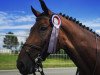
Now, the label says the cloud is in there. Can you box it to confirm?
[0,11,35,48]
[13,30,29,37]
[82,18,100,28]
[15,15,35,22]
[96,30,100,34]
[0,11,100,49]
[0,24,32,29]
[0,11,8,15]
[13,30,29,44]
[0,11,36,30]
[0,12,13,25]
[0,36,4,49]
[80,18,100,34]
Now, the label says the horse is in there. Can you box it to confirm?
[17,0,100,75]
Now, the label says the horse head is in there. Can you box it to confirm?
[17,0,61,74]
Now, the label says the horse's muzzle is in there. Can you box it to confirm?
[17,60,34,75]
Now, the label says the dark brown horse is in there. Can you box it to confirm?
[17,0,100,75]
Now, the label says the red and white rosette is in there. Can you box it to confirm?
[51,14,61,28]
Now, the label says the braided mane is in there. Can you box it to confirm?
[59,13,100,37]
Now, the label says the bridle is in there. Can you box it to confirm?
[23,43,45,75]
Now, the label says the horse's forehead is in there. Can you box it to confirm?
[32,16,50,29]
[35,16,50,26]
[36,16,50,21]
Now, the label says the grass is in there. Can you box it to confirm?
[0,54,18,70]
[43,58,75,68]
[0,54,75,70]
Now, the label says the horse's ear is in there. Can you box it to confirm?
[31,6,41,17]
[39,0,52,15]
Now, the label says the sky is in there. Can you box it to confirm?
[0,0,100,48]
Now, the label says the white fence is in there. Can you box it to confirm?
[0,49,11,54]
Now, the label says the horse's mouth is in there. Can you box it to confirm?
[17,60,36,75]
[18,67,35,75]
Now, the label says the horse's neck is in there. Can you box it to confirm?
[59,16,98,74]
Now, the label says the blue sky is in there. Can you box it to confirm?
[0,0,100,32]
[0,0,100,18]
[0,0,100,48]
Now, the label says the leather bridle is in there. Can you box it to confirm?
[23,43,45,75]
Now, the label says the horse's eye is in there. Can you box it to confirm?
[40,26,48,31]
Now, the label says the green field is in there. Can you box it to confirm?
[0,54,75,70]
[0,54,17,70]
[43,58,75,68]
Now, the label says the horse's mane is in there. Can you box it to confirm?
[59,13,100,37]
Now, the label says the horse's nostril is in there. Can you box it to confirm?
[20,62,24,70]
[17,60,34,74]
[17,61,26,72]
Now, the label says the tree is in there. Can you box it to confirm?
[3,32,19,50]
[20,41,24,50]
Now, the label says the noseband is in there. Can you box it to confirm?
[23,43,45,75]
